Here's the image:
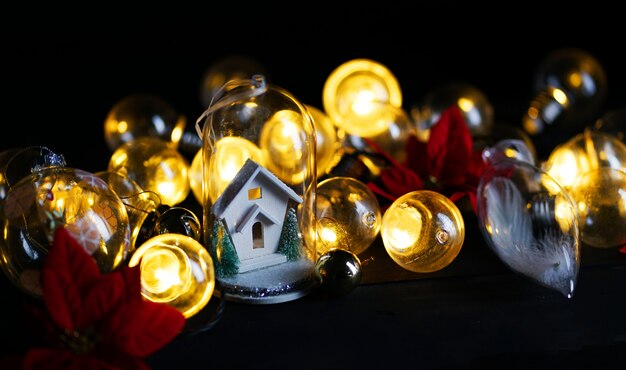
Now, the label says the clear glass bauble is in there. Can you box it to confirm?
[1,167,130,298]
[199,75,317,304]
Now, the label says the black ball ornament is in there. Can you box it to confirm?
[315,249,362,297]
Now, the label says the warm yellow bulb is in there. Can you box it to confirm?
[320,227,338,243]
[552,88,569,106]
[208,136,264,202]
[323,58,402,138]
[457,97,475,113]
[544,147,590,189]
[259,110,309,185]
[188,148,203,204]
[129,233,215,318]
[381,190,464,273]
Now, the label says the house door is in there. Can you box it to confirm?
[252,222,264,249]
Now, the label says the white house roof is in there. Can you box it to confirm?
[212,158,303,218]
[236,203,280,233]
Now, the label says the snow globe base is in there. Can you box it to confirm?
[216,260,319,304]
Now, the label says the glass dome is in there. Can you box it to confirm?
[198,75,317,304]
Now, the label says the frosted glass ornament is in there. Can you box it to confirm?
[108,137,190,206]
[316,177,381,256]
[412,82,494,138]
[569,168,626,248]
[129,233,215,318]
[543,128,626,190]
[1,167,130,298]
[305,104,343,176]
[103,93,186,152]
[323,58,402,138]
[345,105,413,164]
[198,75,317,304]
[381,190,465,273]
[477,153,580,298]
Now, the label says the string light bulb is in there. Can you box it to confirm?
[522,48,607,137]
[381,190,465,273]
[108,137,190,206]
[129,233,215,318]
[323,58,402,138]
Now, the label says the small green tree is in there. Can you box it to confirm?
[277,208,302,261]
[210,219,239,278]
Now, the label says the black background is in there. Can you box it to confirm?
[3,3,626,370]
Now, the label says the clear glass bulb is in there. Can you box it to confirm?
[316,177,381,256]
[103,93,188,152]
[543,128,626,190]
[522,48,607,136]
[381,190,464,273]
[594,107,626,143]
[129,233,215,318]
[305,105,343,177]
[323,58,402,138]
[108,137,190,206]
[411,82,494,138]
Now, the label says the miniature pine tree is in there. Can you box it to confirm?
[210,219,239,278]
[277,208,302,261]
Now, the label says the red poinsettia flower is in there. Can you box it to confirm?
[366,105,486,212]
[22,227,185,370]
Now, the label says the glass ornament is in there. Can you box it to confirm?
[315,248,362,297]
[476,150,580,298]
[381,190,465,273]
[316,177,381,256]
[129,233,215,319]
[103,93,187,152]
[305,104,343,176]
[199,55,269,108]
[323,58,402,138]
[188,148,203,205]
[345,105,414,164]
[95,170,159,252]
[568,168,626,248]
[542,128,626,190]
[108,137,190,206]
[411,82,494,139]
[522,48,607,136]
[1,167,130,297]
[198,75,317,304]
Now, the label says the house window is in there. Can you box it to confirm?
[253,222,263,249]
[248,187,262,200]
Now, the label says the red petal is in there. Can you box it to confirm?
[103,298,184,358]
[619,245,626,254]
[77,273,127,329]
[41,227,102,330]
[404,135,430,179]
[413,106,473,184]
[379,167,424,198]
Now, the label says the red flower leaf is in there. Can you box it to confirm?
[406,105,472,185]
[102,293,185,357]
[41,227,103,330]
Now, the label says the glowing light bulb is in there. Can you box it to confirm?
[543,128,626,190]
[108,137,190,206]
[411,82,494,139]
[208,137,264,202]
[381,190,464,273]
[129,233,215,318]
[323,58,402,138]
[305,105,343,176]
[316,177,381,256]
[522,48,607,138]
[103,93,188,152]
